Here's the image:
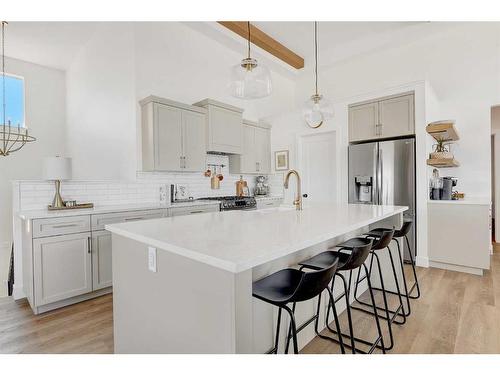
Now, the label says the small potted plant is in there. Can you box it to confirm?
[430,138,454,160]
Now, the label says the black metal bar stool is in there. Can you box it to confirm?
[364,220,421,317]
[252,258,344,354]
[297,238,386,354]
[350,229,406,351]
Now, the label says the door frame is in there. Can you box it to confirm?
[296,130,340,204]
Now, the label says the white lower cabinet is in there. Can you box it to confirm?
[33,232,92,306]
[169,204,220,217]
[92,230,113,290]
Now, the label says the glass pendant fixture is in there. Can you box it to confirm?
[303,22,334,129]
[229,21,272,99]
[1,21,36,156]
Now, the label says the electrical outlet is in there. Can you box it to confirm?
[148,246,157,272]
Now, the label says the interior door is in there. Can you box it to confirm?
[155,103,183,171]
[33,232,92,306]
[182,110,206,172]
[300,132,337,204]
[349,102,379,142]
[348,142,378,204]
[378,94,415,138]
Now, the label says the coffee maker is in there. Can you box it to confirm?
[430,169,458,200]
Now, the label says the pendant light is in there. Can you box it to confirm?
[1,21,36,156]
[303,22,334,129]
[229,21,272,99]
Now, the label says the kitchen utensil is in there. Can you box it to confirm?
[236,175,248,197]
[211,168,220,189]
[204,168,212,177]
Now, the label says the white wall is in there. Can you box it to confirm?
[66,23,137,181]
[0,57,66,296]
[66,22,297,181]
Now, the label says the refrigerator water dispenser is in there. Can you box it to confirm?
[354,176,373,203]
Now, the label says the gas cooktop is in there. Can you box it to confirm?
[197,196,256,211]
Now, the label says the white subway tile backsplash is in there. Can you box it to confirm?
[17,154,284,211]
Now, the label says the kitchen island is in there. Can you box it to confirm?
[106,203,407,353]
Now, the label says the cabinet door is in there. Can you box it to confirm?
[378,94,414,138]
[241,125,257,173]
[182,110,206,172]
[92,231,113,291]
[348,102,379,142]
[33,232,92,306]
[155,103,183,171]
[208,106,242,154]
[255,127,271,174]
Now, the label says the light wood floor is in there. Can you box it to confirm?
[1,246,500,354]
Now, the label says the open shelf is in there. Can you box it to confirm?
[426,121,459,141]
[427,158,460,168]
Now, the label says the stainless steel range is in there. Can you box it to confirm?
[198,196,257,211]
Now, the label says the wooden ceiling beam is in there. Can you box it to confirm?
[218,21,304,70]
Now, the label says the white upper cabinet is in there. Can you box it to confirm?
[193,99,244,154]
[348,93,414,142]
[349,102,379,142]
[141,96,207,172]
[378,94,415,138]
[229,120,271,174]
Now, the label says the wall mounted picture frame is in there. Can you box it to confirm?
[274,150,289,171]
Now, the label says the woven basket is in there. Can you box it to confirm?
[430,151,454,160]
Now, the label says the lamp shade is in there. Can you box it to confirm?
[43,156,72,181]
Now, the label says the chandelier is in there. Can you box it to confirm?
[1,21,36,157]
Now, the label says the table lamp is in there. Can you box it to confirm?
[43,156,72,208]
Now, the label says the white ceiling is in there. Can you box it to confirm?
[3,21,428,73]
[4,22,99,70]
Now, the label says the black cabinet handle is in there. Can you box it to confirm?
[302,194,308,198]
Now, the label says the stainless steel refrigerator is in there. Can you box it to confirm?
[348,137,416,259]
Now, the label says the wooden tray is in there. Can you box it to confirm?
[427,158,460,168]
[48,203,94,211]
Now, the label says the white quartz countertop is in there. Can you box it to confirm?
[170,200,221,208]
[428,198,490,206]
[18,203,167,220]
[106,203,407,273]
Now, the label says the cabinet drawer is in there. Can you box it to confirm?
[91,209,165,231]
[169,204,220,217]
[33,215,91,238]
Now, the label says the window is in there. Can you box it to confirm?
[0,74,25,127]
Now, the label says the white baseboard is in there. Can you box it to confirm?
[415,256,429,268]
[429,260,483,276]
[13,285,25,300]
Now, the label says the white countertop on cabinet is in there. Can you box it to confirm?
[18,203,167,220]
[106,203,407,273]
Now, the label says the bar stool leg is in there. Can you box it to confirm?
[351,251,395,350]
[394,239,411,316]
[284,302,297,354]
[273,308,282,354]
[363,263,386,354]
[405,234,421,299]
[386,246,407,324]
[282,304,299,354]
[326,286,346,354]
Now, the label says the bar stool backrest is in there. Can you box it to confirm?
[372,229,395,250]
[291,258,339,303]
[343,239,373,270]
[395,220,412,237]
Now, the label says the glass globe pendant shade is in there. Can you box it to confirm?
[303,93,334,129]
[229,57,272,99]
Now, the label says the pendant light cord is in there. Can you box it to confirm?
[247,21,251,59]
[2,21,6,151]
[314,21,318,96]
